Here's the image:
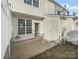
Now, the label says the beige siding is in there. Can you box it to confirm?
[12,14,43,42]
[43,15,75,42]
[47,1,55,14]
[12,14,18,38]
[10,0,75,42]
[55,5,63,14]
[43,16,59,41]
[55,5,68,15]
[60,18,75,35]
[9,0,46,17]
[9,0,63,16]
[1,0,12,59]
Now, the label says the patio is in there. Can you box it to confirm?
[10,38,57,59]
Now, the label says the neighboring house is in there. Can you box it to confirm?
[1,0,12,59]
[8,0,76,42]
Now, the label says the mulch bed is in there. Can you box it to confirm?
[30,42,78,59]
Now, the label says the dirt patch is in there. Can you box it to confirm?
[30,42,78,59]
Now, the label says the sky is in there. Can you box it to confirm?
[55,0,78,15]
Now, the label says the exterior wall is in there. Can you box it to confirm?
[12,14,43,42]
[9,0,62,42]
[73,20,78,31]
[55,5,63,14]
[1,0,12,59]
[43,15,75,42]
[9,0,68,16]
[12,14,17,38]
[10,0,75,42]
[43,16,59,41]
[60,18,75,34]
[46,1,55,14]
[55,5,68,15]
[9,0,46,17]
[4,45,9,59]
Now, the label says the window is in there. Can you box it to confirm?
[67,11,69,15]
[24,0,39,7]
[33,0,39,7]
[18,19,32,35]
[26,20,32,34]
[24,0,32,5]
[57,11,61,15]
[18,19,25,34]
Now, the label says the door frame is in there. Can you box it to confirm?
[35,23,39,36]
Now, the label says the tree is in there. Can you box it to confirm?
[72,10,77,16]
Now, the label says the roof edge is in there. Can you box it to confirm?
[48,0,68,11]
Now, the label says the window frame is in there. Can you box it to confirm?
[18,18,32,35]
[18,18,25,35]
[26,19,32,34]
[24,0,32,5]
[33,0,39,7]
[24,0,39,8]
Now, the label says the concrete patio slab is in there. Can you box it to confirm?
[11,38,57,59]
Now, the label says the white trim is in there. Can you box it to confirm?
[32,0,33,6]
[33,0,39,8]
[25,18,26,34]
[8,44,11,58]
[17,18,32,36]
[24,0,39,8]
[17,16,19,36]
[17,18,25,36]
